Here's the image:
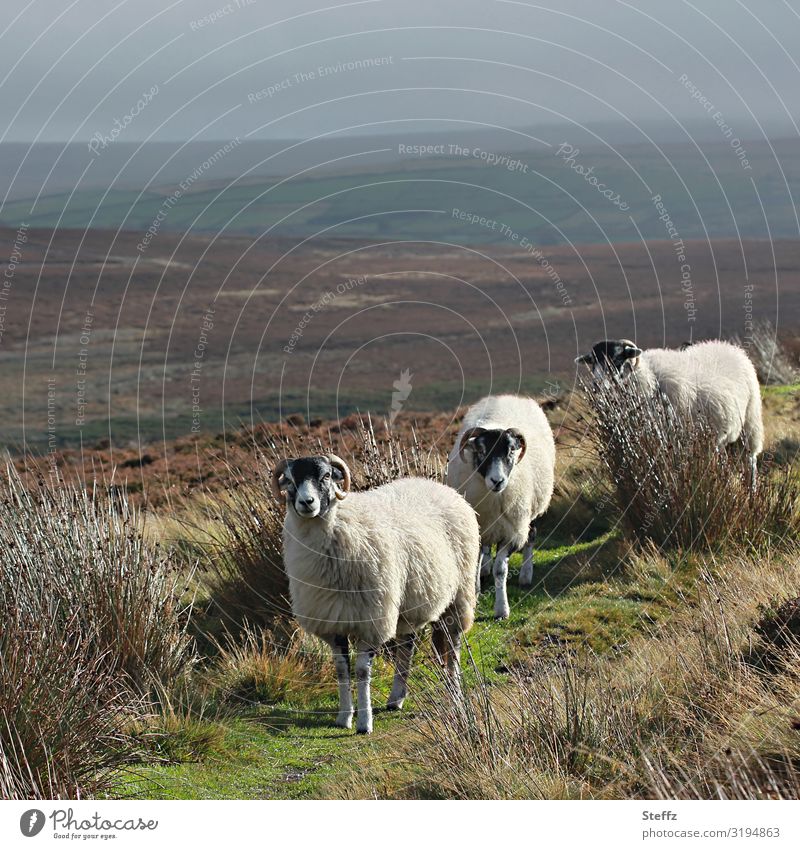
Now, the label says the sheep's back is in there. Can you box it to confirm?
[642,342,759,443]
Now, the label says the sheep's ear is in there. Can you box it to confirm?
[621,344,642,359]
[331,466,345,482]
[575,352,593,365]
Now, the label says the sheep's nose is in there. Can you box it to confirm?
[490,477,503,488]
[298,496,316,507]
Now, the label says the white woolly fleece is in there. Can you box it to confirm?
[283,477,479,648]
[448,394,556,552]
[633,340,763,456]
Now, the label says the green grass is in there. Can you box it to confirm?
[762,383,800,397]
[114,527,672,800]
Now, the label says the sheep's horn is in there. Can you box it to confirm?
[506,427,527,462]
[459,427,486,461]
[328,454,351,500]
[271,459,291,502]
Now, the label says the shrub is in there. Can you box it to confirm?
[0,608,136,799]
[582,376,800,550]
[732,320,798,385]
[0,467,194,798]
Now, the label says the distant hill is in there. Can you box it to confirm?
[1,135,798,246]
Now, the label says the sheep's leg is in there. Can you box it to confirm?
[518,523,537,587]
[328,635,353,729]
[479,544,493,577]
[432,612,465,703]
[748,453,758,493]
[475,544,492,595]
[493,543,512,620]
[448,630,463,687]
[355,642,377,734]
[387,633,416,710]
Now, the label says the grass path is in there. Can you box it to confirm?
[115,530,658,800]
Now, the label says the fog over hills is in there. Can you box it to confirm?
[2,132,797,247]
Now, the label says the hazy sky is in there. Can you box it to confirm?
[2,0,800,143]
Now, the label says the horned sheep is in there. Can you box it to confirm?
[271,455,479,734]
[447,395,556,620]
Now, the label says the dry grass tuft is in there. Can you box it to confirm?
[206,627,333,707]
[0,467,194,798]
[582,376,800,550]
[732,320,798,385]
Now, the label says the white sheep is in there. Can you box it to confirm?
[271,454,479,734]
[447,394,556,620]
[575,339,764,481]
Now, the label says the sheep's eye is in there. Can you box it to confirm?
[322,472,331,482]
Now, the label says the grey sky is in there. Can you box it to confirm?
[2,0,799,143]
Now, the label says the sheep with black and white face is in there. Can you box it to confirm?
[447,395,556,620]
[273,454,479,734]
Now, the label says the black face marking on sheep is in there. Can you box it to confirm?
[575,339,643,381]
[282,456,344,518]
[470,429,524,493]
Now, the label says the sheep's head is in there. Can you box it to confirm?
[575,339,642,382]
[271,455,351,518]
[459,427,527,493]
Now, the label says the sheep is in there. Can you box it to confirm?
[575,339,764,483]
[271,454,479,734]
[447,395,556,620]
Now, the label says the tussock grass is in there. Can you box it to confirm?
[0,467,194,798]
[583,376,800,550]
[732,319,798,386]
[206,627,332,707]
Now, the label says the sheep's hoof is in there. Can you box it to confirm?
[494,607,510,621]
[386,700,404,711]
[356,726,373,735]
[335,714,353,729]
